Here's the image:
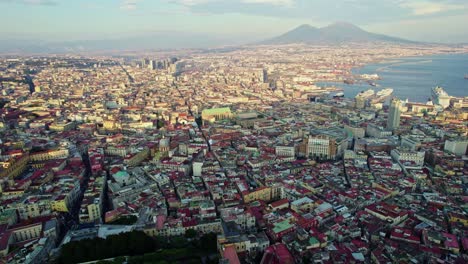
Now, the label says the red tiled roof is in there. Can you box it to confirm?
[222,245,241,264]
[261,243,294,264]
[270,199,289,208]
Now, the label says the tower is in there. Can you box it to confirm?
[263,68,268,83]
[159,136,170,158]
[387,98,401,130]
[149,60,156,70]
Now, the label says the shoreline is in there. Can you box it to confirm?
[318,53,468,103]
[356,50,468,71]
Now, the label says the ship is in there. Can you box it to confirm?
[367,80,377,87]
[431,86,451,109]
[333,92,344,98]
[355,89,375,99]
[376,88,393,97]
[344,79,355,85]
[465,74,468,79]
[371,88,393,103]
[361,74,380,80]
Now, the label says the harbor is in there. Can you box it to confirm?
[317,53,468,102]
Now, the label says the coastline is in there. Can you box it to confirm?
[355,50,468,76]
[317,52,468,102]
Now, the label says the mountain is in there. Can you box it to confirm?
[262,22,418,45]
[0,32,239,54]
[0,23,422,54]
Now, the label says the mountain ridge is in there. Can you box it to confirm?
[261,22,420,45]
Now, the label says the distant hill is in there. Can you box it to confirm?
[0,32,237,54]
[262,22,419,45]
[0,23,425,54]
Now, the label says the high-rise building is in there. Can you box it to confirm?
[387,98,401,130]
[149,60,156,70]
[141,58,149,68]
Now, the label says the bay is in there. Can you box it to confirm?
[317,53,468,103]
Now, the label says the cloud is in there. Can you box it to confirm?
[81,2,103,10]
[397,0,465,16]
[172,0,214,6]
[241,0,295,7]
[0,0,58,5]
[120,0,139,11]
[366,12,468,43]
[172,0,295,8]
[23,0,56,5]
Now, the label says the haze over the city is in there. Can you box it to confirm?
[1,0,468,51]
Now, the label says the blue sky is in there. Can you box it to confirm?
[1,0,467,43]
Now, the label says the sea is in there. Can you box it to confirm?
[317,53,468,103]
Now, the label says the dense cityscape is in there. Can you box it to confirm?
[0,42,467,264]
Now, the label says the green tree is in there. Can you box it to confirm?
[157,119,165,129]
[58,230,219,264]
[107,215,138,225]
[185,229,197,239]
[421,109,429,117]
[199,233,217,252]
[95,261,113,264]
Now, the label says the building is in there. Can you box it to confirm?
[124,147,149,167]
[290,197,316,213]
[149,60,156,70]
[354,138,398,153]
[366,124,392,138]
[306,132,348,161]
[355,96,366,109]
[242,187,272,204]
[444,139,468,156]
[145,218,223,237]
[79,174,106,224]
[50,178,81,213]
[236,112,262,128]
[344,125,365,139]
[432,86,451,109]
[0,153,29,179]
[192,161,203,177]
[49,121,76,132]
[307,135,335,160]
[219,206,256,230]
[217,232,269,255]
[401,135,422,151]
[201,107,233,122]
[275,145,295,157]
[219,245,241,264]
[390,148,425,169]
[387,98,401,130]
[29,149,69,162]
[260,243,294,264]
[17,195,53,220]
[364,203,408,225]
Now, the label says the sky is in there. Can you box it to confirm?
[1,0,467,45]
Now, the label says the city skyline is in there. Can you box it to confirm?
[1,4,468,261]
[0,1,467,263]
[1,0,468,46]
[1,45,467,263]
